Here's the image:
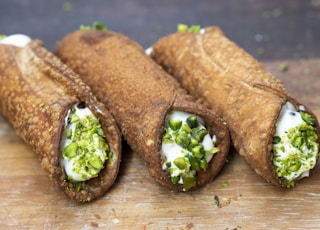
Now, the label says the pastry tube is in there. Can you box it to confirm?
[55,30,230,191]
[0,35,122,202]
[150,26,320,188]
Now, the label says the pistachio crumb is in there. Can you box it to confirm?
[218,181,229,189]
[39,102,45,108]
[280,63,289,72]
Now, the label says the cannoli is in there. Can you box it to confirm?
[0,34,122,202]
[149,25,320,188]
[55,26,230,191]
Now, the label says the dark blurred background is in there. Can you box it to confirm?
[0,0,319,60]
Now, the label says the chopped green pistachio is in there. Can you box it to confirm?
[273,136,281,144]
[301,112,316,126]
[61,104,111,183]
[39,102,45,108]
[71,114,80,123]
[89,155,104,169]
[191,145,204,159]
[191,128,208,142]
[189,155,201,171]
[169,119,182,130]
[177,24,201,33]
[63,142,78,159]
[181,124,192,133]
[200,159,208,170]
[0,35,6,40]
[189,25,201,33]
[174,157,189,170]
[162,111,220,190]
[79,21,108,31]
[177,24,189,32]
[197,129,209,142]
[175,131,190,148]
[171,176,180,184]
[273,114,319,185]
[205,147,219,159]
[292,136,302,148]
[280,63,289,72]
[188,138,199,150]
[186,116,198,128]
[182,172,196,190]
[218,181,229,189]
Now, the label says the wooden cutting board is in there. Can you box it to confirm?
[1,59,320,230]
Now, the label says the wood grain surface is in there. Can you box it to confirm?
[1,59,320,229]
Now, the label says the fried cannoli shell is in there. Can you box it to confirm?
[55,30,230,191]
[150,26,320,187]
[0,40,122,202]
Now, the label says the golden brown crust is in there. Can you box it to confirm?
[0,41,122,202]
[55,30,230,191]
[150,26,320,187]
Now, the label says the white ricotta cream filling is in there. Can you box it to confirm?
[0,34,31,47]
[273,101,319,182]
[161,111,217,185]
[60,104,107,182]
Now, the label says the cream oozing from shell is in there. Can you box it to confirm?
[0,34,31,47]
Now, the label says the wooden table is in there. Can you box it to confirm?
[1,1,320,229]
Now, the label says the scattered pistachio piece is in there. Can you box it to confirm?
[80,21,108,31]
[280,63,289,72]
[39,102,45,108]
[218,181,229,189]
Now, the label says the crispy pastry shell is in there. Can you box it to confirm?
[55,30,230,191]
[0,40,122,202]
[150,26,320,187]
